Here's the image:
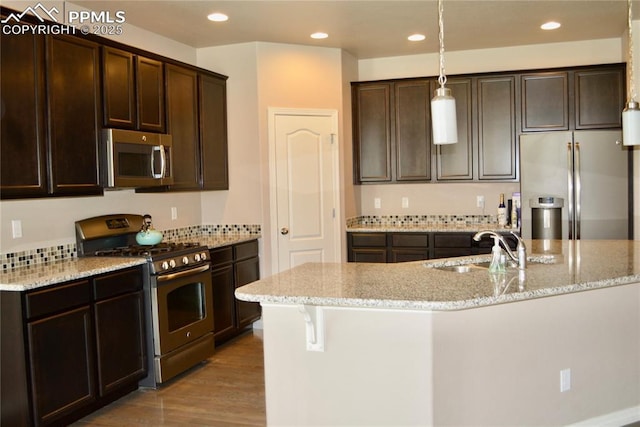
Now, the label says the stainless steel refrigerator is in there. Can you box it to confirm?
[519,130,631,240]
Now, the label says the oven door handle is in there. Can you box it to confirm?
[156,264,211,282]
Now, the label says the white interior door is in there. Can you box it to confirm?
[269,109,339,273]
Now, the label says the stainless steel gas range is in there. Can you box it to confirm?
[75,214,214,388]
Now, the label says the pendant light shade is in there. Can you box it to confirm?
[431,0,457,145]
[431,87,457,144]
[623,0,640,145]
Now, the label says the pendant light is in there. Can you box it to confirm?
[431,0,458,145]
[623,0,640,145]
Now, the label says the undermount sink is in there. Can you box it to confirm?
[434,263,489,273]
[429,257,557,273]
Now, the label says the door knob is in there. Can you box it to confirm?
[281,227,289,235]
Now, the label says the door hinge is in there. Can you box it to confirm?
[332,208,336,218]
[330,133,336,144]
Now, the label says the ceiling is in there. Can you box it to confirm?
[72,0,633,59]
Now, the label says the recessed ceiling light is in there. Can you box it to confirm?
[408,34,426,42]
[541,21,561,30]
[207,12,228,22]
[311,32,329,39]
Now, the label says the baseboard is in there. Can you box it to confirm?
[568,406,640,427]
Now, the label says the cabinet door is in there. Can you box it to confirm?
[436,78,473,180]
[0,32,47,199]
[94,291,146,396]
[353,83,392,182]
[395,80,431,181]
[199,73,229,190]
[166,64,200,190]
[27,306,96,426]
[574,67,625,129]
[102,47,135,129]
[211,264,236,342]
[46,35,102,196]
[389,249,429,263]
[521,72,569,131]
[477,75,518,180]
[136,56,165,132]
[235,256,261,329]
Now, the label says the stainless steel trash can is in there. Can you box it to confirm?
[530,196,563,239]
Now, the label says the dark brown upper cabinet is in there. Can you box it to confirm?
[436,78,473,181]
[102,46,165,132]
[352,79,432,183]
[199,73,230,190]
[352,83,392,182]
[0,32,48,198]
[165,64,201,190]
[394,80,432,181]
[574,67,625,129]
[521,72,569,131]
[477,74,518,180]
[46,35,103,197]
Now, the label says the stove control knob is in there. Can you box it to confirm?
[161,261,170,271]
[182,256,189,265]
[169,259,176,268]
[200,252,208,261]
[194,253,201,262]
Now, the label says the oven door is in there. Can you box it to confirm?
[151,264,213,356]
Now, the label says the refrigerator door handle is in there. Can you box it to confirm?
[574,141,581,239]
[567,141,574,239]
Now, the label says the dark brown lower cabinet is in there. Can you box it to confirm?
[210,240,261,345]
[1,266,145,427]
[347,232,518,263]
[27,305,96,426]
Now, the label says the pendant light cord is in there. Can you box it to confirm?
[628,0,636,103]
[437,0,447,89]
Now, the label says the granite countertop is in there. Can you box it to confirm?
[347,223,515,233]
[0,233,260,292]
[0,257,148,291]
[236,240,640,311]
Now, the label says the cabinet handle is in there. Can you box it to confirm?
[281,227,289,235]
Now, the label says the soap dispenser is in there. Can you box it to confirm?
[488,236,506,273]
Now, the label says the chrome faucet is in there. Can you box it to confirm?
[473,230,527,269]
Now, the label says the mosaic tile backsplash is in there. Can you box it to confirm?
[347,215,498,228]
[1,224,261,271]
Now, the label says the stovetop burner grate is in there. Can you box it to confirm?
[94,242,202,258]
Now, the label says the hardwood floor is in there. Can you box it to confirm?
[73,330,266,426]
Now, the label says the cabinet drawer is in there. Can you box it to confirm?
[209,246,233,267]
[93,267,143,300]
[234,240,258,261]
[350,233,387,248]
[433,233,472,248]
[390,233,429,248]
[25,280,91,319]
[351,248,387,263]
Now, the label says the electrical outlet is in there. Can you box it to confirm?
[477,195,485,208]
[374,198,381,209]
[171,207,178,220]
[11,220,22,239]
[560,368,571,392]
[402,197,409,209]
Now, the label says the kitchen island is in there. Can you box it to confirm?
[236,240,640,426]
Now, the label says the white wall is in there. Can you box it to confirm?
[196,43,262,226]
[196,42,354,274]
[260,283,640,426]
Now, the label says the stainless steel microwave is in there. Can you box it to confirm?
[103,128,173,188]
